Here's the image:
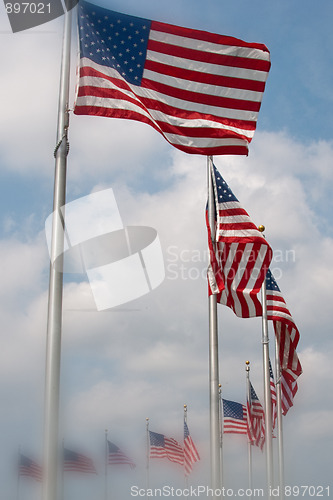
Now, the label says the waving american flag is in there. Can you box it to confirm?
[266,269,302,414]
[207,164,272,318]
[149,431,184,465]
[247,383,265,450]
[184,421,200,476]
[19,454,42,482]
[269,359,277,429]
[75,0,270,156]
[107,441,135,469]
[63,448,97,474]
[222,399,248,435]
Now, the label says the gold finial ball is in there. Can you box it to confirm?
[258,225,265,233]
[146,417,149,421]
[218,384,222,388]
[184,404,187,409]
[245,360,250,365]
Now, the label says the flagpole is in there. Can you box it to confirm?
[275,337,285,500]
[61,438,65,500]
[245,361,253,500]
[105,429,108,500]
[207,155,222,498]
[146,418,150,498]
[218,384,224,490]
[16,446,20,500]
[258,226,274,497]
[42,4,73,500]
[184,404,189,488]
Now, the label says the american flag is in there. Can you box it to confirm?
[107,441,135,468]
[222,399,248,435]
[149,431,184,465]
[266,269,302,414]
[184,421,200,476]
[247,383,265,450]
[281,372,298,415]
[19,454,42,482]
[207,164,272,318]
[63,448,97,474]
[269,360,277,429]
[74,0,271,156]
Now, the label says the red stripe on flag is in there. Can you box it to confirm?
[144,59,267,93]
[150,21,271,58]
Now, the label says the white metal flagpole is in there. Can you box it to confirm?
[207,156,222,498]
[42,4,73,500]
[61,438,65,500]
[258,226,274,498]
[105,429,108,500]
[184,404,189,488]
[245,361,253,500]
[275,337,285,500]
[218,384,224,489]
[16,446,21,500]
[146,418,150,498]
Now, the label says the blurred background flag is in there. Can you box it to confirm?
[149,431,184,465]
[269,359,277,429]
[107,441,135,469]
[222,399,248,435]
[184,421,200,476]
[19,454,42,482]
[247,383,265,450]
[63,448,97,474]
[266,269,302,414]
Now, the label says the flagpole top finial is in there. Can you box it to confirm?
[146,417,149,421]
[258,225,265,233]
[218,383,221,388]
[184,404,187,409]
[245,360,250,365]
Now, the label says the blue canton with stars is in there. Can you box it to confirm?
[250,383,259,401]
[149,431,165,447]
[265,269,281,292]
[223,399,244,419]
[108,441,120,453]
[78,0,151,85]
[213,165,239,203]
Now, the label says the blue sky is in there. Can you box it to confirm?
[0,1,333,499]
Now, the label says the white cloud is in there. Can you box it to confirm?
[0,233,48,308]
[0,25,61,175]
[297,410,333,439]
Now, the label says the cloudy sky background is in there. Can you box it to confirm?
[0,0,333,499]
